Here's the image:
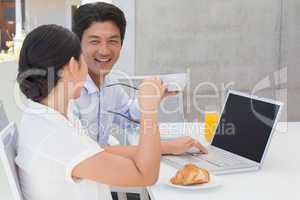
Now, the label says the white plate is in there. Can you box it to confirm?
[166,175,221,190]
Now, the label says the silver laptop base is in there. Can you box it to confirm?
[162,156,260,175]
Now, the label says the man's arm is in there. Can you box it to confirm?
[104,137,207,159]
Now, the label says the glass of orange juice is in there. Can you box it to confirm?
[204,111,219,143]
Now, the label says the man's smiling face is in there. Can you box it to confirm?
[81,21,122,80]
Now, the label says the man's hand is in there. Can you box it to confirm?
[161,136,208,155]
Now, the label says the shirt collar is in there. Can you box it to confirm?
[83,74,99,94]
[83,74,115,94]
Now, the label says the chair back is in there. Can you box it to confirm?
[0,122,23,200]
[0,101,9,130]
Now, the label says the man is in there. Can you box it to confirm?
[72,2,207,155]
[72,3,207,200]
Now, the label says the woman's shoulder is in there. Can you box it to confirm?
[19,101,73,141]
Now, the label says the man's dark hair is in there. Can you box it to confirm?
[72,2,127,44]
[17,24,81,102]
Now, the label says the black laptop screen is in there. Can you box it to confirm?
[211,93,280,163]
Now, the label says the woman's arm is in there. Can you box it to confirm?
[103,145,138,159]
[72,113,160,186]
[72,77,165,187]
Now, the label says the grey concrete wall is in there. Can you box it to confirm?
[286,0,300,121]
[112,0,136,75]
[135,0,298,121]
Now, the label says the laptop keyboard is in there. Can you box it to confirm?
[163,148,254,171]
[162,155,219,170]
[194,151,249,167]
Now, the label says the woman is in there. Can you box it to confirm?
[15,24,165,200]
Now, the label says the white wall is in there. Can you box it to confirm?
[25,0,69,31]
[0,61,22,125]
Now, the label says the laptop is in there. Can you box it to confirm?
[163,90,283,175]
[0,101,9,131]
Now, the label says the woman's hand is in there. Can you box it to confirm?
[162,136,208,155]
[138,76,167,113]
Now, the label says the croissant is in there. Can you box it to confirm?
[170,163,210,186]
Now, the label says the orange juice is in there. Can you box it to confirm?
[204,112,219,143]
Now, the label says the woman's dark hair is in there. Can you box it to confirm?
[17,24,81,102]
[72,2,126,44]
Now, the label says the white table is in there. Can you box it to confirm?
[147,122,300,200]
[1,123,299,200]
